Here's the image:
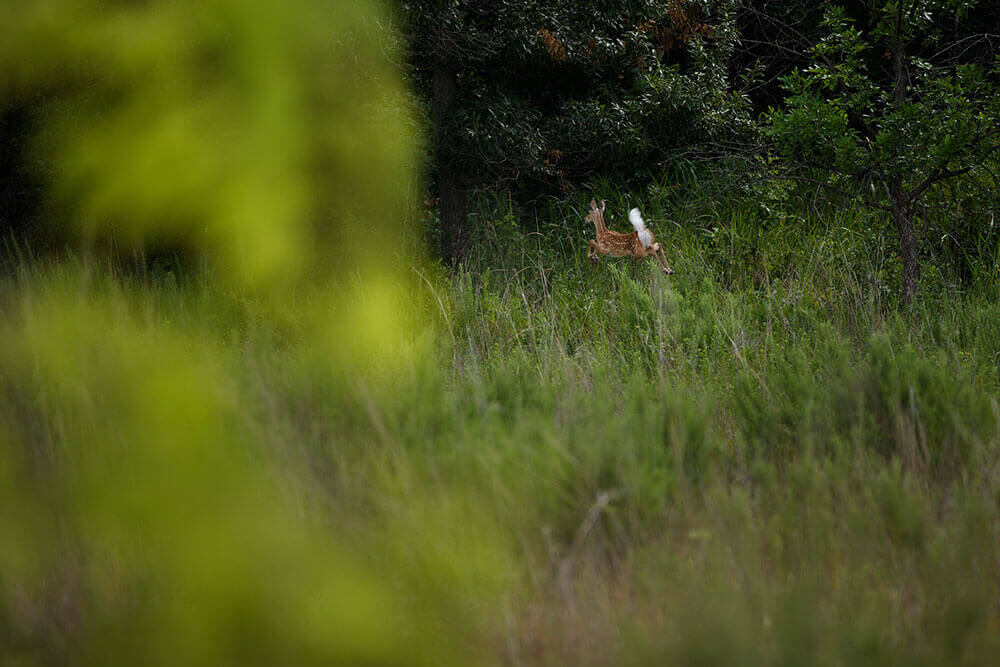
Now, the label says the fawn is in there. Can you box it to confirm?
[586,199,674,274]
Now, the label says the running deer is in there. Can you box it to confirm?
[586,199,674,274]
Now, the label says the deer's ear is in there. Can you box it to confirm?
[590,199,598,210]
[599,200,606,212]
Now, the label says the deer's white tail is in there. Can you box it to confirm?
[629,208,652,248]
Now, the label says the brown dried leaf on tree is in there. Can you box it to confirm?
[538,28,568,61]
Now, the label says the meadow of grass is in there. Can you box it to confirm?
[3,192,1000,665]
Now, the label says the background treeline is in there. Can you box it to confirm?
[5,1,998,302]
[400,0,999,301]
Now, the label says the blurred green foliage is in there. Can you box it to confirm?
[0,1,514,665]
[1,0,418,290]
[1,274,425,666]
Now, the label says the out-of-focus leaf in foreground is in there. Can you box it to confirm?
[0,1,507,665]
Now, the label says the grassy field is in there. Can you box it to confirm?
[3,197,1000,665]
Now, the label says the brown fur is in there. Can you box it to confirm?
[585,199,673,274]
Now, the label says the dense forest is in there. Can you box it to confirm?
[2,1,1000,665]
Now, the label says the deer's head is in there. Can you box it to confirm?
[585,199,606,230]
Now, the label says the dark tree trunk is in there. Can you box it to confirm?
[891,190,920,305]
[437,163,468,264]
[889,6,918,304]
[1,105,45,248]
[431,54,468,265]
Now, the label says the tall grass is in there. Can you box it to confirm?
[437,192,1000,663]
[4,193,1000,665]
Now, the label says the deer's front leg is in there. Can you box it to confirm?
[588,239,602,261]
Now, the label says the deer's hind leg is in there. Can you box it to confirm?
[634,245,662,270]
[648,251,668,273]
[656,245,674,274]
[640,244,673,274]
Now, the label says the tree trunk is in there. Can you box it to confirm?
[889,6,918,304]
[437,163,469,264]
[891,189,920,305]
[431,54,468,265]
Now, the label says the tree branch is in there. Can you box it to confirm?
[906,126,1000,208]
